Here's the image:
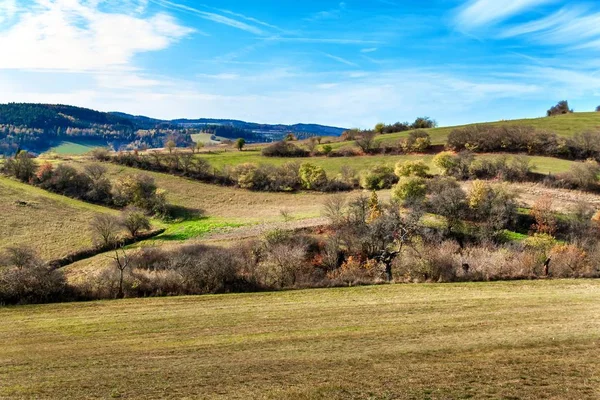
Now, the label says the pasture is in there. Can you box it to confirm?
[330,111,600,148]
[195,150,575,176]
[0,177,117,260]
[1,280,599,399]
[46,140,105,155]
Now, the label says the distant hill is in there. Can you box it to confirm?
[0,103,347,155]
[115,114,347,140]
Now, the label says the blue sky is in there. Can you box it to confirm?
[1,0,600,128]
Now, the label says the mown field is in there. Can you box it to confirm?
[47,140,106,155]
[0,177,118,260]
[1,280,599,399]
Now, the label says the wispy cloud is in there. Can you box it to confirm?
[271,37,380,45]
[361,48,378,53]
[498,5,600,50]
[322,53,358,67]
[455,0,555,30]
[306,2,347,21]
[151,0,265,35]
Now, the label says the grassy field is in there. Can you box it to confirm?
[322,112,600,149]
[191,132,224,145]
[1,280,599,399]
[68,161,342,222]
[0,177,118,260]
[196,150,575,175]
[46,140,105,155]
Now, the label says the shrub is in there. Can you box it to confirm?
[299,163,328,190]
[392,176,427,205]
[2,151,37,182]
[394,160,430,177]
[548,244,590,278]
[233,163,270,190]
[41,164,92,199]
[0,246,67,305]
[531,196,557,236]
[401,130,431,152]
[326,257,381,286]
[120,207,152,237]
[233,163,300,192]
[112,174,167,215]
[468,181,518,232]
[427,177,467,233]
[262,141,309,157]
[556,159,600,190]
[361,165,398,190]
[323,145,333,156]
[330,146,361,157]
[89,147,111,161]
[433,151,473,179]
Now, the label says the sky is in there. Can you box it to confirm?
[1,0,600,128]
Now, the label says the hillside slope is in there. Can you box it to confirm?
[368,112,600,147]
[0,177,117,260]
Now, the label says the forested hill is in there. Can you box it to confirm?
[115,114,347,139]
[0,103,191,155]
[0,103,134,130]
[0,103,346,155]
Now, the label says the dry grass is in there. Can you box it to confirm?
[1,280,600,399]
[0,177,117,261]
[66,160,353,223]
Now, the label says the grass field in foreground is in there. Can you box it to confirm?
[1,280,599,399]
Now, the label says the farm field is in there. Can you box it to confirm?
[2,280,599,399]
[0,177,118,260]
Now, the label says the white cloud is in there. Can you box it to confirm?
[0,66,555,128]
[0,0,17,24]
[0,0,193,71]
[455,0,555,30]
[360,48,378,53]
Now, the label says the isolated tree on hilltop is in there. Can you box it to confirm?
[596,105,600,112]
[547,100,573,116]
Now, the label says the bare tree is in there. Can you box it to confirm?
[112,247,130,299]
[2,245,40,270]
[120,208,151,237]
[90,215,121,248]
[355,131,378,154]
[322,195,347,226]
[165,139,176,154]
[83,163,107,181]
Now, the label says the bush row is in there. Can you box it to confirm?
[447,125,600,161]
[2,151,168,216]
